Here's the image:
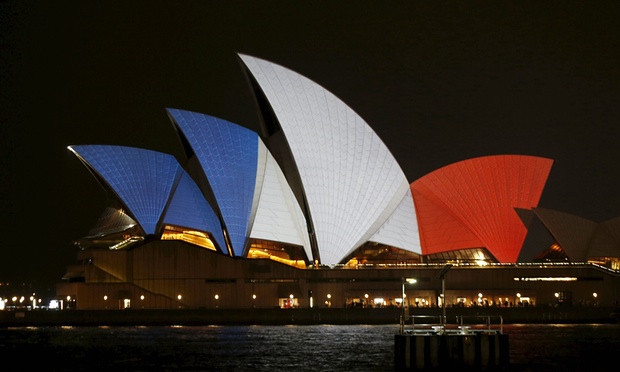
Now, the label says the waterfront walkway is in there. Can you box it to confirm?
[1,306,617,327]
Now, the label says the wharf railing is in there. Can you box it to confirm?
[399,314,504,335]
[395,314,509,370]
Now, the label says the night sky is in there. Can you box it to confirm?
[2,1,619,287]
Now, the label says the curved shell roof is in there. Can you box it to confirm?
[239,54,421,265]
[167,108,310,258]
[411,154,553,263]
[532,207,597,261]
[167,109,259,256]
[250,141,313,260]
[68,145,181,235]
[68,145,225,250]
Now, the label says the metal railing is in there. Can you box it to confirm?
[400,314,504,335]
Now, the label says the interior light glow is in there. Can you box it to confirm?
[514,277,578,281]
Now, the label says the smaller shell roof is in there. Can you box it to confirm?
[533,207,597,261]
[69,145,181,235]
[68,145,225,249]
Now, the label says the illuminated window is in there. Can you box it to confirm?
[247,239,307,269]
[161,225,216,250]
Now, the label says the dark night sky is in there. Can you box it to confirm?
[1,1,619,287]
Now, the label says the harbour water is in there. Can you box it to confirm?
[1,323,618,371]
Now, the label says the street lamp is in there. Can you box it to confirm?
[435,264,453,327]
[401,278,417,307]
[400,278,417,334]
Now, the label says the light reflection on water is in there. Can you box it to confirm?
[0,323,618,371]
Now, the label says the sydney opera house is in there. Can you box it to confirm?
[55,54,620,312]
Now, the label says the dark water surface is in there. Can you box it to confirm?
[1,323,618,371]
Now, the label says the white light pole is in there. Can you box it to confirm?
[435,264,453,328]
[400,277,417,334]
